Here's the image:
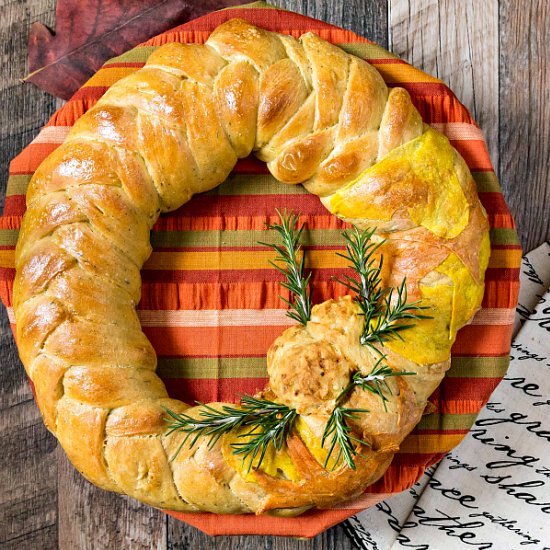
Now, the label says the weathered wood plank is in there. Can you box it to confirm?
[0,2,59,548]
[389,0,500,167]
[0,392,58,549]
[0,0,58,208]
[1,525,58,550]
[499,0,550,251]
[272,0,389,48]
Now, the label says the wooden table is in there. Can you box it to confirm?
[1,1,548,548]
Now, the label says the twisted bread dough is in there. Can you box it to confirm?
[13,19,490,515]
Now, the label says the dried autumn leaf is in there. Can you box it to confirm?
[25,0,250,100]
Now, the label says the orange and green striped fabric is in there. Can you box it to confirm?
[0,2,521,538]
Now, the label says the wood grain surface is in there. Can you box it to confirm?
[1,1,548,549]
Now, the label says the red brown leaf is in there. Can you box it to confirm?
[26,0,250,100]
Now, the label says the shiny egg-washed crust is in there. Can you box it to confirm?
[14,19,490,515]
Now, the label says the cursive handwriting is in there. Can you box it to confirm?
[469,511,540,546]
[521,257,543,285]
[480,475,550,513]
[344,517,381,550]
[535,467,550,479]
[504,376,542,398]
[527,302,550,332]
[469,426,539,469]
[516,302,532,323]
[426,477,478,509]
[476,413,550,444]
[486,402,504,413]
[510,342,546,362]
[375,501,417,533]
[445,454,477,472]
[411,506,492,549]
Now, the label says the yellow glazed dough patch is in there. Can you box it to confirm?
[294,416,337,469]
[386,236,489,365]
[223,415,342,481]
[328,129,470,239]
[222,427,300,483]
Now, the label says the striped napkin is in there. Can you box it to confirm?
[0,2,520,538]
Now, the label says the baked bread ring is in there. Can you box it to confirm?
[13,18,490,515]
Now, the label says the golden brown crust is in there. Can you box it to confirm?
[13,19,490,515]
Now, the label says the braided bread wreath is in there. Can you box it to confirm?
[13,19,490,516]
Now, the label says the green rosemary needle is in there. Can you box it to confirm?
[335,226,385,315]
[321,406,371,471]
[231,404,297,471]
[164,396,297,471]
[361,279,429,348]
[337,356,416,412]
[259,209,312,326]
[335,226,430,352]
[321,359,415,469]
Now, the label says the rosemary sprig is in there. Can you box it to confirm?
[335,227,430,352]
[321,353,418,468]
[259,209,312,325]
[164,396,297,471]
[164,403,245,457]
[231,404,297,471]
[337,356,415,412]
[335,226,385,318]
[320,359,414,469]
[321,406,370,471]
[361,279,428,347]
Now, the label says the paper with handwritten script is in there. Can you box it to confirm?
[345,242,550,549]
